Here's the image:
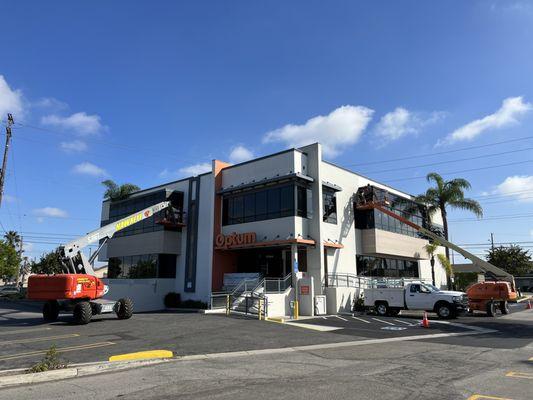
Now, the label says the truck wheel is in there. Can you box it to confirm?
[436,302,453,319]
[43,300,59,321]
[486,301,496,317]
[500,301,509,315]
[116,298,133,320]
[375,302,389,316]
[73,301,92,325]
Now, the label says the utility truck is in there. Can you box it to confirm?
[27,201,178,324]
[364,281,468,318]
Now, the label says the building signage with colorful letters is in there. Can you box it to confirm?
[215,232,256,248]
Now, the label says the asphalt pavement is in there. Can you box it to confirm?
[0,298,531,372]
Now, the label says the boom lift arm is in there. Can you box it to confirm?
[354,187,514,284]
[60,201,171,276]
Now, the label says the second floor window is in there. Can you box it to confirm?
[322,187,337,224]
[222,184,308,225]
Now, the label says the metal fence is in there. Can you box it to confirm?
[324,274,430,289]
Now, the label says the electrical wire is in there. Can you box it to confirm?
[384,159,533,183]
[343,135,533,167]
[362,146,533,175]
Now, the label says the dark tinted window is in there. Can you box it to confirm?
[223,184,302,225]
[356,255,419,278]
[322,187,337,224]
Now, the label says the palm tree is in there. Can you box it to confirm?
[416,173,483,287]
[102,180,140,201]
[4,231,21,248]
[424,242,439,286]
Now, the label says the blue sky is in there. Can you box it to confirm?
[0,0,532,262]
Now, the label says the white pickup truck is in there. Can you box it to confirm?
[363,282,468,319]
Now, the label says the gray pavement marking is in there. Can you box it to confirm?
[351,316,371,324]
[371,317,395,326]
[0,334,80,346]
[0,342,116,361]
[394,319,415,326]
[0,327,52,336]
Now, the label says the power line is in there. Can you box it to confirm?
[384,159,533,183]
[362,146,533,174]
[449,212,533,222]
[343,135,533,167]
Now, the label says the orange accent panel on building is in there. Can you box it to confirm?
[211,159,237,291]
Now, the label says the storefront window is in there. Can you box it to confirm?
[356,255,419,278]
[107,253,176,279]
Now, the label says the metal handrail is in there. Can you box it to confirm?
[324,274,430,289]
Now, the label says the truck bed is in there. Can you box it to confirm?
[364,287,405,308]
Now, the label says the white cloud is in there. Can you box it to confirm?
[41,112,106,136]
[178,162,212,176]
[263,105,374,157]
[33,207,68,218]
[439,97,532,146]
[33,97,68,111]
[374,107,444,143]
[493,175,533,203]
[72,162,108,177]
[0,75,24,120]
[229,145,254,164]
[60,140,88,153]
[159,162,212,180]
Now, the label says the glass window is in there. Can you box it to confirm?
[297,186,307,217]
[158,254,176,278]
[280,186,294,217]
[222,183,310,225]
[267,187,280,219]
[322,187,337,224]
[244,194,255,222]
[357,255,419,278]
[255,191,267,221]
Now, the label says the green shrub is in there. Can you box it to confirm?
[180,300,207,309]
[27,345,67,373]
[164,292,181,308]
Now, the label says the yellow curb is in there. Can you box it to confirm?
[109,350,173,362]
[265,317,285,323]
[467,395,512,400]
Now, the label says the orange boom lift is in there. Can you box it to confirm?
[355,186,517,317]
[27,201,174,324]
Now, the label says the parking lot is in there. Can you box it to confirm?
[0,299,531,372]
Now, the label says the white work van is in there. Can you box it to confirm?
[363,282,468,319]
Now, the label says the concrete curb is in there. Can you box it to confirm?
[0,358,173,389]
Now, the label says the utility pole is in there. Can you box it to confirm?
[0,113,14,208]
[490,233,495,252]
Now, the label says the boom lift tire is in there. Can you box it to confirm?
[116,297,133,320]
[436,302,454,319]
[500,300,509,315]
[375,302,389,316]
[43,300,59,322]
[73,301,92,324]
[486,301,496,317]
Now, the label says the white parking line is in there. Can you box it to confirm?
[371,318,395,326]
[334,315,349,322]
[393,319,414,326]
[0,327,52,336]
[351,316,371,324]
[321,316,327,320]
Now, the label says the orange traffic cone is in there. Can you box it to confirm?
[527,300,532,310]
[420,311,430,328]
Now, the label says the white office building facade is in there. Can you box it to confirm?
[99,143,447,315]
